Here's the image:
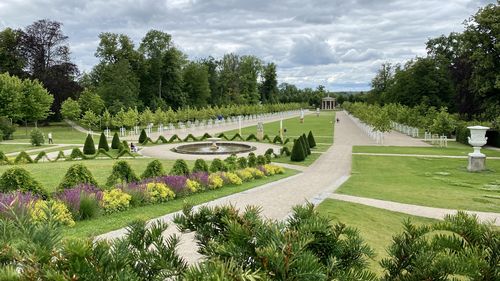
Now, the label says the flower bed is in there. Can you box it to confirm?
[0,164,286,226]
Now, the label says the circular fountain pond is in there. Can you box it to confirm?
[173,138,256,155]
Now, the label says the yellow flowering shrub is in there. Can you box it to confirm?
[225,172,242,185]
[263,164,285,176]
[236,169,253,182]
[208,174,224,189]
[186,179,201,193]
[245,167,265,179]
[30,200,75,227]
[146,182,176,203]
[102,188,132,213]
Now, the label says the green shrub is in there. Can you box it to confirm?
[280,146,291,156]
[30,128,45,146]
[111,132,121,149]
[169,159,190,176]
[290,139,306,162]
[0,151,12,165]
[272,135,283,144]
[168,134,181,142]
[256,155,266,166]
[119,140,130,153]
[299,135,310,155]
[158,135,169,143]
[141,160,165,179]
[139,129,148,144]
[54,150,66,161]
[98,132,109,151]
[0,116,16,140]
[237,157,248,169]
[283,138,291,145]
[265,154,272,164]
[78,195,101,220]
[247,152,257,167]
[58,164,98,190]
[0,167,47,197]
[230,133,244,141]
[302,133,311,154]
[224,154,238,171]
[216,133,229,140]
[68,148,86,160]
[210,158,226,173]
[307,131,316,148]
[116,149,135,158]
[200,133,212,140]
[94,148,114,159]
[83,134,96,155]
[14,151,34,164]
[106,161,139,186]
[262,134,271,142]
[246,134,259,142]
[183,134,198,142]
[264,148,274,156]
[192,159,209,173]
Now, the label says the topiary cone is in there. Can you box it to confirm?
[139,129,148,144]
[111,132,121,149]
[98,132,110,151]
[290,138,306,162]
[83,134,96,155]
[307,131,316,148]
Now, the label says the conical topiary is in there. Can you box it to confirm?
[58,163,98,190]
[98,132,110,151]
[139,129,148,144]
[307,131,316,148]
[298,135,309,156]
[83,134,96,155]
[290,139,306,162]
[192,159,209,173]
[111,132,120,149]
[302,133,311,155]
[170,159,190,176]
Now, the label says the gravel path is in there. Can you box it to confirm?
[330,194,500,226]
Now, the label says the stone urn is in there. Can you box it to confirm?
[467,125,489,171]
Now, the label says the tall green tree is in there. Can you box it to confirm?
[78,89,105,114]
[0,72,22,120]
[239,55,261,104]
[219,53,241,104]
[60,98,81,121]
[161,48,186,108]
[260,62,278,103]
[0,28,25,77]
[19,78,53,127]
[182,62,211,107]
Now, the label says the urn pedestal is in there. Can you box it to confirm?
[466,126,489,172]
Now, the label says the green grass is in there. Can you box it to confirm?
[63,169,299,239]
[316,199,436,275]
[0,143,56,154]
[336,155,500,212]
[10,122,88,144]
[353,142,500,157]
[0,159,181,192]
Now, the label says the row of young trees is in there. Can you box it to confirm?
[368,3,499,121]
[61,100,303,129]
[344,102,460,136]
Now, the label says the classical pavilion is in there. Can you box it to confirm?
[321,95,336,110]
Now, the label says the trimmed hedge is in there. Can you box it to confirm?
[170,159,190,176]
[210,158,227,172]
[141,160,165,179]
[291,138,306,162]
[192,159,209,173]
[111,132,121,149]
[98,132,110,151]
[308,131,316,148]
[14,151,34,164]
[248,153,257,167]
[0,151,12,165]
[139,129,148,144]
[83,134,96,155]
[106,160,139,186]
[0,167,47,197]
[58,164,98,190]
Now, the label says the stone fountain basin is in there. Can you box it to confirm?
[173,142,256,155]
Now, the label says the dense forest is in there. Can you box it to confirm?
[366,3,499,121]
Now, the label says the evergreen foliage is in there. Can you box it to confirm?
[192,159,209,173]
[30,128,45,146]
[169,159,190,176]
[0,166,47,197]
[106,160,139,186]
[307,131,316,148]
[98,132,109,151]
[290,138,306,162]
[58,164,98,190]
[141,160,165,179]
[139,129,148,144]
[83,134,96,155]
[209,158,226,172]
[111,132,121,149]
[247,152,257,167]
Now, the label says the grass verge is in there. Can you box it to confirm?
[353,142,500,157]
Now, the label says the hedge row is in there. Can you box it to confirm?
[139,132,291,145]
[0,147,135,166]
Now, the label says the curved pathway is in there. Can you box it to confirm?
[97,111,500,263]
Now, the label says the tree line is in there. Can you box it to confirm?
[367,3,499,121]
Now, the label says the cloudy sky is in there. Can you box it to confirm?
[0,0,494,91]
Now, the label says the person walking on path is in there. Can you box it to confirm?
[48,132,53,144]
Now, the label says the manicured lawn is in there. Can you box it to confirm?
[63,169,299,239]
[336,155,500,212]
[353,142,500,157]
[11,122,88,144]
[316,199,436,275]
[0,143,55,154]
[0,158,181,192]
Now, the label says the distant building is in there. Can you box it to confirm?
[321,95,336,110]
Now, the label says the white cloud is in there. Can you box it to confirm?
[0,0,494,91]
